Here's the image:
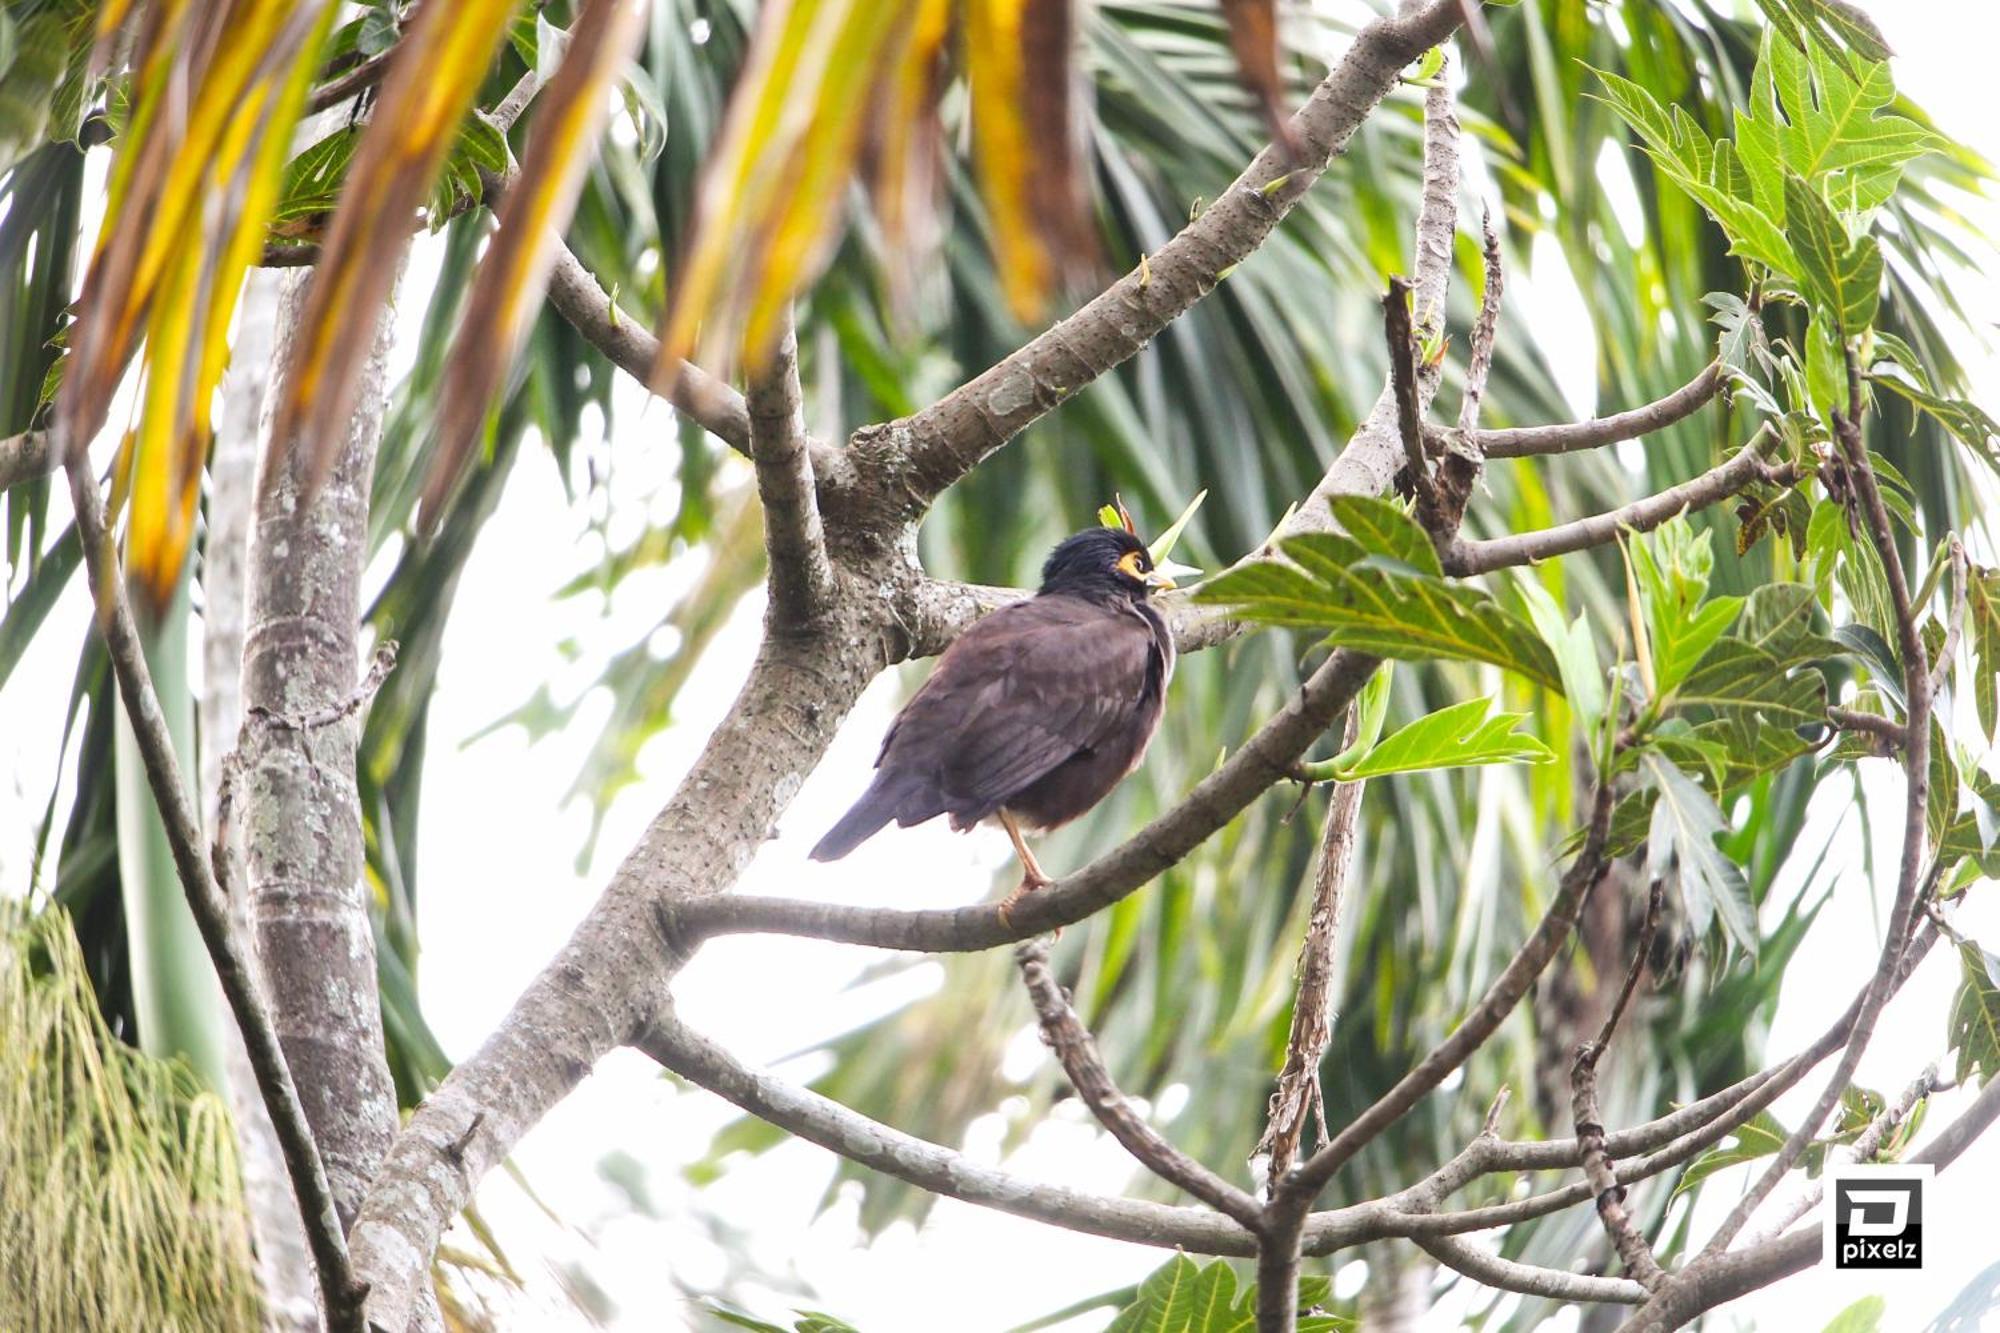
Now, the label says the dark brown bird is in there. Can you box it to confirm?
[810,524,1180,914]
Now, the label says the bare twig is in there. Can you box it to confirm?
[1384,275,1437,519]
[307,46,397,114]
[1827,705,1906,751]
[1471,363,1723,459]
[638,1013,1265,1254]
[1016,942,1264,1230]
[637,914,1941,1273]
[631,917,1941,1323]
[1457,211,1504,434]
[1280,783,1615,1205]
[1445,428,1793,577]
[1594,880,1664,1056]
[61,451,361,1329]
[1571,884,1669,1291]
[746,312,837,625]
[1257,708,1365,1190]
[1413,1234,1646,1305]
[0,429,54,491]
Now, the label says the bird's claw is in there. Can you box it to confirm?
[998,872,1057,936]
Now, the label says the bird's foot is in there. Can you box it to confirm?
[998,870,1056,934]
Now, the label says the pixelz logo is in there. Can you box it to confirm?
[1828,1167,1925,1270]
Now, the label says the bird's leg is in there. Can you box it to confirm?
[997,810,1053,928]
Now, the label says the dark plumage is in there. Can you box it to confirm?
[811,526,1177,897]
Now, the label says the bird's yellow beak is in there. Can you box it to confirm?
[1145,570,1177,591]
[1148,559,1199,591]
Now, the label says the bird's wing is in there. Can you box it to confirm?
[880,595,1161,820]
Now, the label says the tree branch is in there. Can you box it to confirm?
[1571,883,1668,1291]
[746,312,836,625]
[638,1013,1266,1256]
[1016,941,1265,1230]
[623,918,1944,1291]
[1616,1057,2000,1333]
[1278,783,1614,1205]
[883,0,1477,512]
[1469,363,1723,459]
[1742,1063,1935,1248]
[308,47,397,114]
[1699,380,1931,1258]
[60,452,361,1329]
[0,429,54,491]
[1457,211,1503,434]
[349,629,889,1332]
[1384,275,1436,520]
[1257,710,1364,1189]
[541,239,755,455]
[1931,539,1968,703]
[1412,1234,1646,1305]
[663,648,1381,951]
[1444,428,1789,577]
[1827,705,1906,750]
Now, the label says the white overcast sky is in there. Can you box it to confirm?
[4,4,2000,1331]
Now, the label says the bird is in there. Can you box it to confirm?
[810,514,1185,918]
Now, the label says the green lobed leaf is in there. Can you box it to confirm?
[1673,1110,1789,1199]
[1328,495,1441,578]
[1520,577,1607,735]
[1971,567,2000,743]
[1948,941,2000,1089]
[1590,66,1795,272]
[1736,26,1938,218]
[1644,751,1760,956]
[1628,518,1745,696]
[1783,173,1881,336]
[1820,1295,1885,1333]
[1331,696,1555,781]
[1105,1255,1350,1333]
[1197,502,1560,690]
[1675,638,1829,732]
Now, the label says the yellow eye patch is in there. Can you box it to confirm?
[1116,551,1149,580]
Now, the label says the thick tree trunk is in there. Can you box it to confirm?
[203,268,320,1332]
[239,264,402,1236]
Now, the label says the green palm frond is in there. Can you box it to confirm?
[0,901,260,1332]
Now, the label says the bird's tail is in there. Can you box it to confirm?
[809,780,905,862]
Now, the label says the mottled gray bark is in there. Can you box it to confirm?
[203,268,320,1333]
[241,264,402,1238]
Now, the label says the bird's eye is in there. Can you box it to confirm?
[1116,551,1148,580]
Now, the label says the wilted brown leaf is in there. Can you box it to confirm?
[867,0,951,317]
[266,0,521,510]
[57,0,333,613]
[425,0,648,530]
[658,0,917,377]
[1220,0,1297,157]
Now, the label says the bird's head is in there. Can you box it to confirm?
[1038,527,1178,601]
